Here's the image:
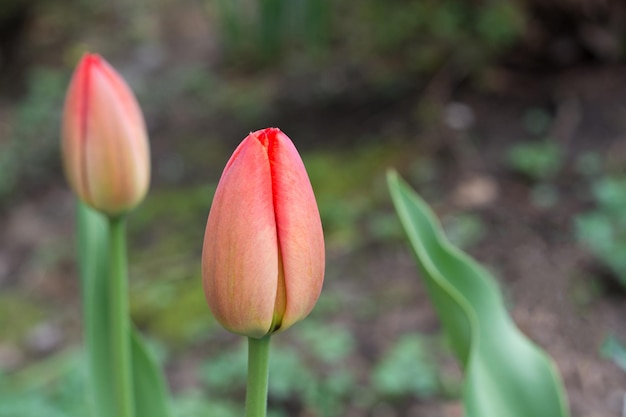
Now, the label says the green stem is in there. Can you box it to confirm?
[245,336,271,417]
[109,216,135,417]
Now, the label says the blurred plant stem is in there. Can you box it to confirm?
[109,216,135,417]
[245,336,271,417]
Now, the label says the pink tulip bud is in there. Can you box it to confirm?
[61,53,150,216]
[202,128,325,338]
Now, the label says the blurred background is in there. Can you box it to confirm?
[1,0,626,416]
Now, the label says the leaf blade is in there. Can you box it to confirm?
[77,202,172,417]
[387,171,569,417]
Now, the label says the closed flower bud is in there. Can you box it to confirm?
[202,128,325,338]
[62,53,150,216]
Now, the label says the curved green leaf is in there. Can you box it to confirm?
[131,330,172,417]
[387,171,569,417]
[77,202,172,417]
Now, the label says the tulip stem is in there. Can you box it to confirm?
[245,336,271,417]
[109,216,135,417]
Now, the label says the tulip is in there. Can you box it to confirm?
[202,128,325,338]
[62,53,150,216]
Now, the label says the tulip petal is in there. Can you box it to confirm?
[257,129,325,331]
[86,61,149,213]
[62,56,91,203]
[61,53,150,215]
[202,136,279,337]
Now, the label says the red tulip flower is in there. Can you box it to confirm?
[62,53,150,216]
[202,128,325,338]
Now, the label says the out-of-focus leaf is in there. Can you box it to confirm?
[387,171,570,417]
[600,335,626,373]
[372,334,440,398]
[131,331,172,417]
[77,202,171,417]
[507,140,563,181]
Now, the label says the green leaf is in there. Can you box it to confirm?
[77,202,172,417]
[387,171,570,417]
[372,334,440,398]
[131,331,172,417]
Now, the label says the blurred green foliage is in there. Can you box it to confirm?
[0,69,65,202]
[212,0,331,64]
[371,334,441,398]
[211,0,524,86]
[507,140,564,182]
[200,323,447,416]
[575,151,604,178]
[576,176,626,287]
[522,108,552,136]
[600,335,626,373]
[507,107,564,208]
[128,185,216,345]
[0,0,526,206]
[0,351,87,417]
[344,0,522,76]
[0,292,46,343]
[0,325,450,417]
[200,324,359,416]
[304,143,408,250]
[506,139,564,208]
[442,213,486,249]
